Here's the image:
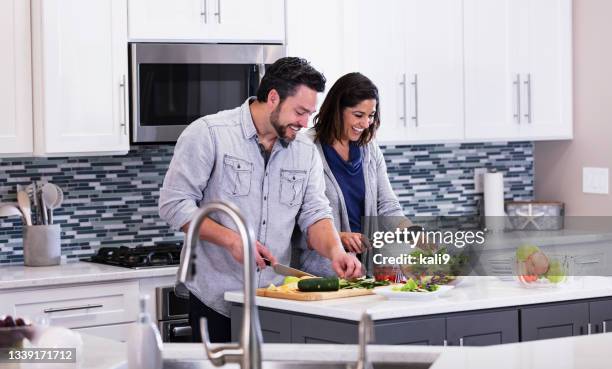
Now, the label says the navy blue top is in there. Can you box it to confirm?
[322,142,365,233]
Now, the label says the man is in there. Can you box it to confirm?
[159,57,363,343]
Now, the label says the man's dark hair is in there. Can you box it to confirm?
[313,72,380,146]
[256,57,326,103]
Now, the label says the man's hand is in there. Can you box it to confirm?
[339,232,365,254]
[331,252,363,279]
[228,235,277,269]
[183,218,277,268]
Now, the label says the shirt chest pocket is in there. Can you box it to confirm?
[222,155,253,197]
[279,169,307,207]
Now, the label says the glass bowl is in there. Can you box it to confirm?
[513,254,574,288]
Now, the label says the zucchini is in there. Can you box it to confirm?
[297,277,340,292]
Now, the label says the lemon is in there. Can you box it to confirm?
[283,276,300,285]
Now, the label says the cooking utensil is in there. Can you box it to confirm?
[36,181,48,225]
[27,182,41,225]
[16,191,32,226]
[262,258,315,278]
[41,183,63,224]
[0,203,24,220]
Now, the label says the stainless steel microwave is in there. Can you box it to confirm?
[129,43,286,144]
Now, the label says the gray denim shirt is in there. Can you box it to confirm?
[159,98,333,316]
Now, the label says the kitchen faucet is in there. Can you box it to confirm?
[177,202,263,369]
[353,312,375,369]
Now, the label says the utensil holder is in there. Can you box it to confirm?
[23,224,61,266]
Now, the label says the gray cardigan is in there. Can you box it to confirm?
[295,129,409,277]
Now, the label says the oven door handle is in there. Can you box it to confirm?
[172,326,193,337]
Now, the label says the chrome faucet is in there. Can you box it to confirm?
[177,202,263,369]
[353,312,375,369]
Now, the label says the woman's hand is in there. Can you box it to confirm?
[339,232,365,254]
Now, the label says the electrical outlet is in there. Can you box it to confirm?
[583,167,609,194]
[474,168,488,193]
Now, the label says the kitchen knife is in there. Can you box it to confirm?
[263,258,315,278]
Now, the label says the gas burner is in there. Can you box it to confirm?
[88,242,182,269]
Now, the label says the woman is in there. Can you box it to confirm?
[297,72,413,277]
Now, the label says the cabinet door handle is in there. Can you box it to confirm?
[399,73,407,126]
[575,259,600,265]
[459,337,464,346]
[119,75,128,135]
[172,326,193,337]
[214,0,221,23]
[200,0,208,23]
[411,74,419,127]
[513,74,521,124]
[587,323,592,335]
[523,73,532,123]
[44,304,103,313]
[604,321,607,333]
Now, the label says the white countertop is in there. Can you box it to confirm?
[225,276,612,321]
[79,331,612,369]
[163,333,612,369]
[0,262,178,290]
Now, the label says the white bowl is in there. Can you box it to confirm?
[373,285,454,300]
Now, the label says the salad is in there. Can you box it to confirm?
[391,278,439,292]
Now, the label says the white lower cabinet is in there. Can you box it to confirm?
[74,322,132,342]
[0,275,176,342]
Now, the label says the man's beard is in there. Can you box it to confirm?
[270,105,295,143]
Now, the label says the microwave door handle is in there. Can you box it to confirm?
[258,64,265,83]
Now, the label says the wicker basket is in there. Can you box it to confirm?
[505,201,565,230]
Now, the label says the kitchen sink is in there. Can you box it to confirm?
[162,360,435,369]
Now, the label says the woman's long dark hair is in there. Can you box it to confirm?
[313,72,381,146]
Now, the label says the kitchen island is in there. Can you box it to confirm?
[225,276,612,345]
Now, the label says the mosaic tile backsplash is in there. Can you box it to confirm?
[0,142,533,264]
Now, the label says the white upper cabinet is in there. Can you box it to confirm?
[298,0,572,144]
[286,0,354,124]
[464,0,523,140]
[31,0,130,155]
[128,0,206,41]
[346,0,464,144]
[0,0,33,155]
[349,0,404,143]
[128,0,285,43]
[464,0,572,141]
[402,0,464,142]
[519,0,572,139]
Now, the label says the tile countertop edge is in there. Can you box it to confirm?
[0,262,178,290]
[224,276,612,321]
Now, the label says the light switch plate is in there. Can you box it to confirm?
[474,168,488,193]
[583,167,609,194]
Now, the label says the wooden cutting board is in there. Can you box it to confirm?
[256,288,374,301]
